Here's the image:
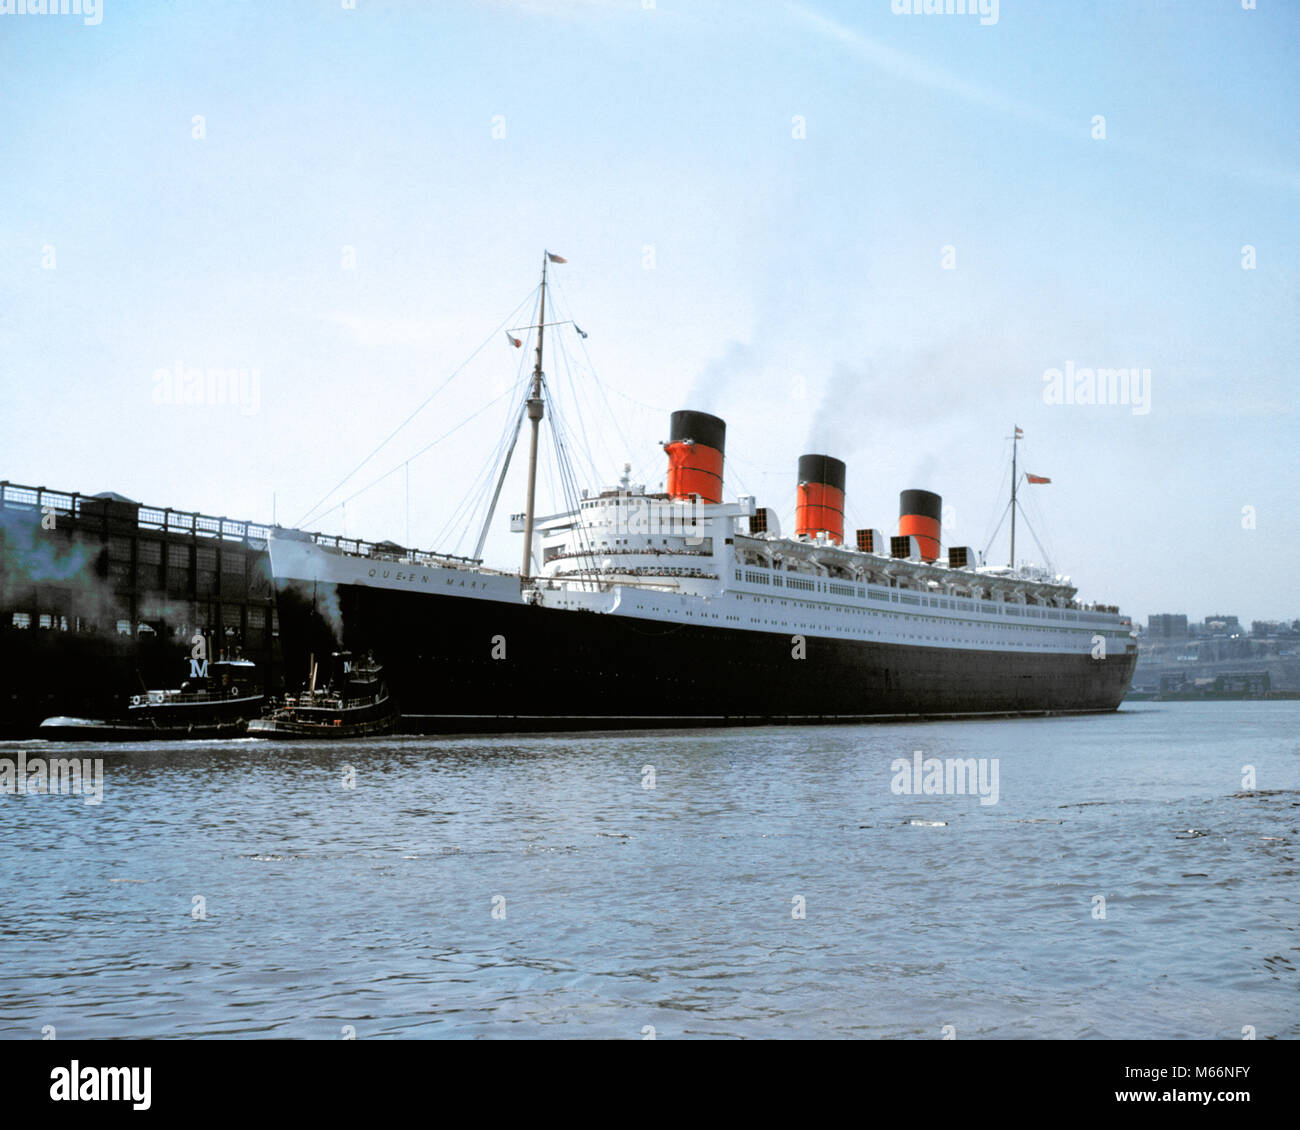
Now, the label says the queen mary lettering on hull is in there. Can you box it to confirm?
[269,253,1137,733]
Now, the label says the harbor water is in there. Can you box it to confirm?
[1,702,1296,1039]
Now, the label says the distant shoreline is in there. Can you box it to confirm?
[1125,691,1300,702]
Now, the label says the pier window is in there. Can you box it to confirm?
[246,606,267,649]
[170,608,196,643]
[221,551,246,597]
[248,553,272,596]
[222,604,243,645]
[11,612,31,630]
[108,535,133,587]
[196,547,218,594]
[137,539,163,591]
[167,544,192,594]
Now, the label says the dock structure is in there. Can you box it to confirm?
[0,480,282,736]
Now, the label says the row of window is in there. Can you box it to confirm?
[548,590,1122,652]
[732,568,1096,623]
[8,605,274,643]
[728,593,1124,647]
[106,538,254,573]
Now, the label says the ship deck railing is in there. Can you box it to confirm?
[280,692,387,711]
[303,532,497,572]
[130,687,259,706]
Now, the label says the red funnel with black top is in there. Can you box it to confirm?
[899,489,942,562]
[796,454,846,545]
[664,410,726,503]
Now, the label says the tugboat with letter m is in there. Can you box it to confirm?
[248,650,396,739]
[38,642,264,741]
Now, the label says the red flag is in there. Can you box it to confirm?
[505,332,521,348]
[546,252,567,264]
[1026,473,1051,484]
[1014,426,1024,438]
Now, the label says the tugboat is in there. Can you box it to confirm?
[248,651,397,739]
[38,655,265,741]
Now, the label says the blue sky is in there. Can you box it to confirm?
[2,0,1297,622]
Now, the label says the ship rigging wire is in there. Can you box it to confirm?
[466,374,535,560]
[294,286,540,530]
[549,313,606,489]
[1016,496,1057,575]
[437,276,611,575]
[437,370,533,557]
[979,433,1059,575]
[550,277,633,458]
[979,441,1014,562]
[983,499,1013,562]
[541,374,603,589]
[302,379,525,531]
[550,273,667,489]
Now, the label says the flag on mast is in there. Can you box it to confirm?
[1014,426,1024,438]
[505,332,522,348]
[546,252,567,264]
[1026,474,1051,484]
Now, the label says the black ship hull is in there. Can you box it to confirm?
[275,580,1138,734]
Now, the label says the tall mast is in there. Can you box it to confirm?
[520,252,548,580]
[1009,425,1018,569]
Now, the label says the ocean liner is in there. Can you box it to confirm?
[269,255,1137,731]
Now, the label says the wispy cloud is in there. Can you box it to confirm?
[787,2,1299,194]
[785,2,1075,136]
[477,0,647,15]
[329,312,441,347]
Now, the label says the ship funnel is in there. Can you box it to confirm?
[796,454,846,545]
[899,489,942,562]
[664,410,726,504]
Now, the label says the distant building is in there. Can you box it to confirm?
[1252,620,1282,638]
[1148,613,1189,639]
[1203,614,1240,636]
[1217,671,1270,695]
[1159,671,1270,697]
